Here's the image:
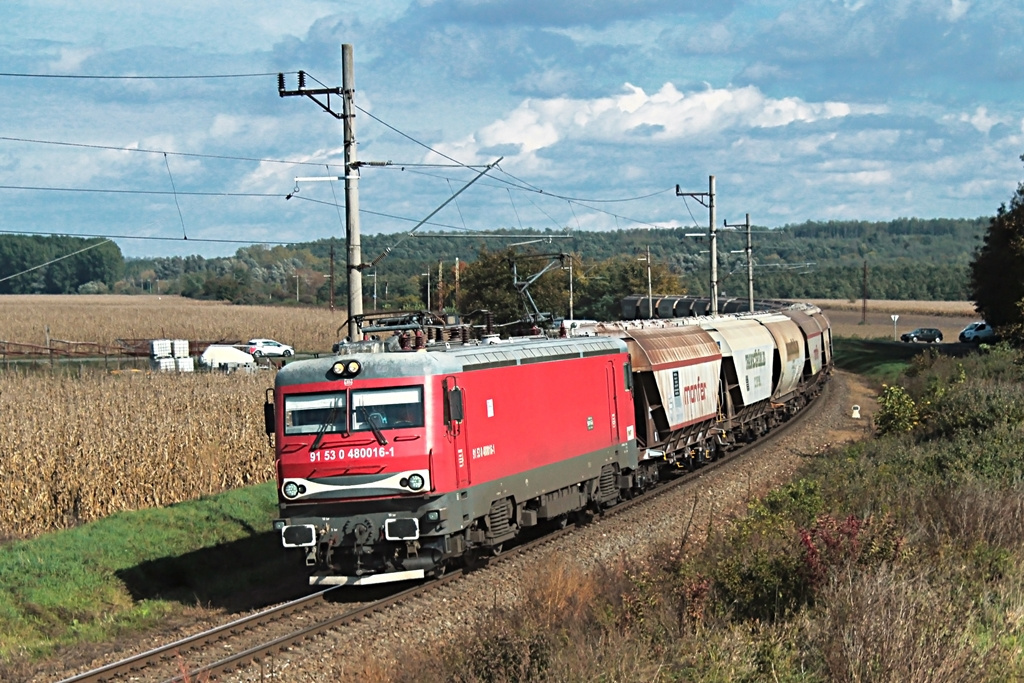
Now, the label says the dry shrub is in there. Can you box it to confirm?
[813,566,1005,683]
[916,480,1024,550]
[0,367,273,538]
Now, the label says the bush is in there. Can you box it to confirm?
[875,384,919,434]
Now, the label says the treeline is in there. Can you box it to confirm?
[124,217,980,309]
[724,262,971,301]
[0,235,124,294]
[2,217,985,309]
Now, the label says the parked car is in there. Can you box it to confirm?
[900,327,943,343]
[246,338,294,357]
[958,322,996,343]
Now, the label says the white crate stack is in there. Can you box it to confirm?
[150,339,193,372]
[172,339,189,358]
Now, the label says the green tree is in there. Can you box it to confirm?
[970,154,1024,341]
[574,254,686,320]
[458,247,568,325]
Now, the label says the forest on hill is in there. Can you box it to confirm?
[0,217,988,319]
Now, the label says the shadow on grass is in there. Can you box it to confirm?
[115,532,410,611]
[833,338,980,380]
[115,531,317,611]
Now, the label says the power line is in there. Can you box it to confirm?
[0,228,296,246]
[0,184,281,198]
[0,135,331,167]
[0,71,283,80]
[0,239,113,284]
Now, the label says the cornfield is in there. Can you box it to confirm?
[0,366,275,540]
[0,295,349,541]
[0,294,346,352]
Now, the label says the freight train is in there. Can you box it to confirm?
[263,303,832,586]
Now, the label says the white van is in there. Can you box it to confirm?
[958,322,996,343]
[198,345,256,372]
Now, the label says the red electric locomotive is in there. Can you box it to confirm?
[265,335,638,586]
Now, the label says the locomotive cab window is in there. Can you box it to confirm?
[283,393,347,436]
[352,387,424,430]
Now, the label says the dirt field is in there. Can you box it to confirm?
[806,299,980,341]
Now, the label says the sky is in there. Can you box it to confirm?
[1,0,1022,260]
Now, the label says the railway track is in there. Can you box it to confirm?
[60,376,834,683]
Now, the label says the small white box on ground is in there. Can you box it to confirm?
[176,357,194,373]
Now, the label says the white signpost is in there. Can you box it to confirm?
[891,314,900,340]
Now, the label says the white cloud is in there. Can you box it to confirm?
[945,0,970,21]
[46,47,101,73]
[959,106,1003,134]
[432,83,856,166]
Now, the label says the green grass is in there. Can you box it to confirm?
[833,337,928,381]
[0,482,292,663]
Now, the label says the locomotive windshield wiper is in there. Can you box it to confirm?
[309,402,345,453]
[358,405,389,446]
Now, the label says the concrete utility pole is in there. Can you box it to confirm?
[277,43,362,340]
[638,246,652,318]
[862,260,868,324]
[676,175,718,314]
[725,213,753,312]
[341,45,362,341]
[567,255,574,320]
[328,240,335,312]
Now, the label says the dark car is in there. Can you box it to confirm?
[901,327,942,343]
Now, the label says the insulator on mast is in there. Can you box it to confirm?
[297,70,306,89]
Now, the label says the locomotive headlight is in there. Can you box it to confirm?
[282,481,300,498]
[407,473,425,491]
[426,510,440,522]
[331,359,362,377]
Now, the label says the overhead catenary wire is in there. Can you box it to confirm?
[0,71,285,80]
[0,184,283,198]
[163,154,188,240]
[0,228,297,246]
[0,238,113,284]
[0,135,336,168]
